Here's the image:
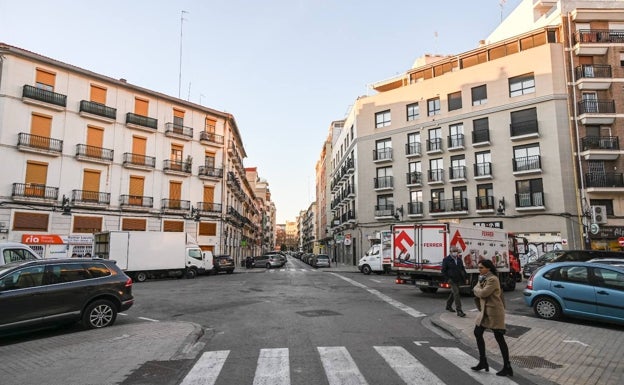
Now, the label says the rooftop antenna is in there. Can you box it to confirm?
[499,0,506,23]
[178,10,189,99]
[187,81,191,101]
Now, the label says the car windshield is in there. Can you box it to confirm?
[536,251,566,263]
[316,255,329,260]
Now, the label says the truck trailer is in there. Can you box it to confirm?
[93,231,212,282]
[393,223,523,292]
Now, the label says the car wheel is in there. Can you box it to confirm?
[135,271,148,282]
[186,268,197,279]
[502,275,516,291]
[82,299,117,329]
[266,263,271,269]
[533,296,562,320]
[362,265,372,275]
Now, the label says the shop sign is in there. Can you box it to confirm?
[22,234,93,245]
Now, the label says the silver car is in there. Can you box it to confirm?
[313,254,331,268]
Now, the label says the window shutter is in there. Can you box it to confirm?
[13,212,49,231]
[90,84,107,104]
[163,220,184,232]
[25,162,48,185]
[169,181,182,200]
[31,114,52,137]
[129,176,144,196]
[198,222,217,236]
[73,216,103,233]
[121,218,146,231]
[203,186,215,203]
[35,68,56,88]
[134,98,149,116]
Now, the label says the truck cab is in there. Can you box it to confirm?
[358,244,382,275]
[185,248,213,278]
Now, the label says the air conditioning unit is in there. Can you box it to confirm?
[591,205,608,224]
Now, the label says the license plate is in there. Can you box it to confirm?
[415,280,429,286]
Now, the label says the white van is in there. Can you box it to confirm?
[0,242,42,266]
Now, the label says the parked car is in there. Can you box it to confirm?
[313,254,331,268]
[0,258,134,334]
[522,250,624,278]
[252,254,283,268]
[213,255,235,274]
[0,242,41,266]
[524,261,624,325]
[588,258,624,267]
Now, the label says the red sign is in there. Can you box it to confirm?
[618,237,624,247]
[22,234,65,244]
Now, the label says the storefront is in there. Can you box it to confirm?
[21,234,94,259]
[589,226,624,251]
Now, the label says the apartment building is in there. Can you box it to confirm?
[245,167,276,254]
[0,43,262,263]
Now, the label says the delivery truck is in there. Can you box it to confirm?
[93,231,212,282]
[358,230,392,274]
[393,223,523,292]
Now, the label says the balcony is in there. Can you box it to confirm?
[585,173,624,193]
[22,85,66,110]
[577,100,616,125]
[199,131,225,147]
[165,122,194,141]
[405,142,421,158]
[374,204,395,219]
[122,153,156,170]
[75,144,114,164]
[426,138,443,154]
[472,129,490,147]
[515,192,545,211]
[475,196,495,213]
[198,166,223,180]
[429,198,468,216]
[406,171,422,187]
[449,166,467,182]
[12,183,58,204]
[574,65,612,90]
[161,198,191,214]
[163,159,192,176]
[119,195,153,211]
[407,201,424,217]
[513,155,542,175]
[447,134,465,151]
[17,133,63,156]
[373,148,393,163]
[79,100,117,122]
[374,176,393,191]
[197,202,223,215]
[510,120,539,141]
[573,29,624,56]
[126,112,158,132]
[474,162,493,180]
[580,136,621,160]
[427,169,444,185]
[71,189,110,208]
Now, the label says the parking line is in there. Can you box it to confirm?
[138,316,160,322]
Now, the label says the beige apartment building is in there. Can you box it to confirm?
[0,43,265,263]
[326,0,624,265]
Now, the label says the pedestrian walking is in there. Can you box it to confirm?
[471,259,513,377]
[441,246,466,317]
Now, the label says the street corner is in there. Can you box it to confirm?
[171,321,211,360]
[429,310,476,341]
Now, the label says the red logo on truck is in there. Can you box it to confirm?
[449,230,466,251]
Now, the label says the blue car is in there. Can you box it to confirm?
[524,262,624,325]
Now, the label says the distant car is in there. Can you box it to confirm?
[213,255,235,274]
[0,242,41,266]
[523,261,624,325]
[588,258,624,267]
[313,254,331,268]
[0,258,134,333]
[522,250,624,278]
[252,254,282,268]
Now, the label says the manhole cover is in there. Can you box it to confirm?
[504,324,531,338]
[512,355,563,369]
[296,310,342,317]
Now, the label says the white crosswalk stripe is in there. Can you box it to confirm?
[267,268,315,272]
[181,344,520,384]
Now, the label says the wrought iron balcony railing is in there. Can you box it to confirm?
[12,183,59,199]
[574,64,612,79]
[405,142,421,156]
[79,100,117,119]
[406,171,422,185]
[449,166,466,179]
[373,148,393,161]
[577,100,615,115]
[574,29,624,44]
[199,131,225,145]
[513,155,541,172]
[72,189,111,204]
[119,195,153,208]
[430,198,468,213]
[122,152,156,168]
[476,195,495,210]
[472,129,490,144]
[18,133,63,153]
[161,199,191,210]
[165,123,194,139]
[374,176,393,189]
[581,136,619,150]
[474,162,492,177]
[585,173,624,188]
[163,159,192,173]
[374,204,395,217]
[426,138,442,152]
[448,134,464,148]
[76,144,114,161]
[22,85,67,107]
[428,169,444,183]
[408,201,423,215]
[510,120,538,137]
[197,202,223,213]
[515,192,544,207]
[198,166,223,178]
[126,112,158,129]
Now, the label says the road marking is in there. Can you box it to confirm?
[138,316,159,322]
[413,341,430,346]
[332,274,426,318]
[253,348,290,385]
[563,340,589,347]
[318,346,368,385]
[431,347,519,385]
[180,350,229,385]
[375,346,444,385]
[370,279,382,283]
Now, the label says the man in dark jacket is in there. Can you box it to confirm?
[441,246,467,317]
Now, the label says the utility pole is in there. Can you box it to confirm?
[499,0,506,23]
[178,10,188,99]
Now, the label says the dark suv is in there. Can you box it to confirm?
[213,255,235,274]
[523,249,624,278]
[0,258,134,334]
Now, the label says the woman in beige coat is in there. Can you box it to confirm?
[471,259,513,377]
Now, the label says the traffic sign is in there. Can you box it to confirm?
[618,237,624,247]
[590,223,600,235]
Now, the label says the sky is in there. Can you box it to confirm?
[0,0,523,223]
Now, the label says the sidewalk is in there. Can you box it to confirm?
[431,308,624,385]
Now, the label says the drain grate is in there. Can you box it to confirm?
[296,309,342,317]
[512,355,563,369]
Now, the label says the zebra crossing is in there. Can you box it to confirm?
[180,343,519,385]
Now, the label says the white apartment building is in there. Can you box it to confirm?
[0,43,261,263]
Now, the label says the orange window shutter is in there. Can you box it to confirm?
[25,162,48,185]
[173,108,185,118]
[205,118,216,133]
[129,176,144,196]
[35,68,56,88]
[31,114,52,137]
[90,85,107,104]
[82,170,101,201]
[134,98,149,116]
[132,136,147,155]
[163,220,184,232]
[203,186,214,203]
[87,126,104,147]
[169,181,182,200]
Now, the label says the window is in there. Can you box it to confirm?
[89,84,107,105]
[509,73,535,97]
[475,151,492,177]
[510,108,538,137]
[427,98,441,116]
[449,123,464,148]
[476,183,494,209]
[375,110,391,128]
[472,118,490,144]
[35,68,55,91]
[429,158,444,182]
[513,143,541,171]
[376,194,394,212]
[450,155,466,179]
[453,186,468,210]
[0,265,45,291]
[173,108,185,129]
[25,160,48,197]
[427,127,442,151]
[471,85,487,106]
[448,91,462,111]
[73,216,103,233]
[199,222,217,236]
[85,263,112,278]
[205,117,216,133]
[407,103,419,121]
[375,167,393,189]
[594,267,624,290]
[374,139,392,161]
[408,161,421,184]
[430,189,445,211]
[13,212,48,231]
[163,220,184,232]
[134,97,149,116]
[122,218,147,231]
[407,132,421,156]
[516,178,544,207]
[409,190,423,215]
[620,52,624,67]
